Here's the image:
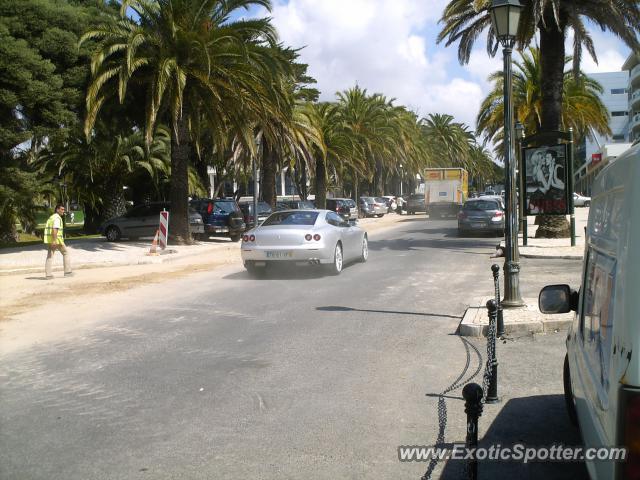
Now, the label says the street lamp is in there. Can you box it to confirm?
[515,121,527,246]
[490,0,524,307]
[253,134,261,229]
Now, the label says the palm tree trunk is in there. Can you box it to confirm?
[315,157,327,209]
[536,9,571,239]
[261,143,277,207]
[170,115,192,244]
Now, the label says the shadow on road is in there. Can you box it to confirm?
[316,305,462,319]
[438,394,588,479]
[221,263,360,281]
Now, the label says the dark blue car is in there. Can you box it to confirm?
[190,198,246,242]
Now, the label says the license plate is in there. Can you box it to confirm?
[471,223,485,228]
[191,225,205,233]
[266,251,293,258]
[216,227,229,233]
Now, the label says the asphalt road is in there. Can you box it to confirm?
[0,216,584,480]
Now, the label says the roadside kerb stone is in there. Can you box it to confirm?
[459,296,574,337]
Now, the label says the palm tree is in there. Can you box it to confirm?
[439,0,639,132]
[82,0,288,243]
[477,47,611,159]
[439,0,639,237]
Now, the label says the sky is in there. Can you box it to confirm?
[245,0,632,133]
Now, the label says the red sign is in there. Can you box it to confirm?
[591,153,602,166]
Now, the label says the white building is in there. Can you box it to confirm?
[624,53,640,143]
[584,71,630,161]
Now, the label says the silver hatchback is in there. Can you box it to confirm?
[457,198,504,236]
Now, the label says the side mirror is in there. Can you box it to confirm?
[538,284,578,314]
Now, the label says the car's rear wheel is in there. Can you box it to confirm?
[563,354,578,426]
[360,235,368,262]
[584,201,590,207]
[105,226,121,242]
[327,243,343,275]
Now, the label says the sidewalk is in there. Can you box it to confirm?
[503,208,589,260]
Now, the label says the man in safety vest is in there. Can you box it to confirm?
[44,203,73,279]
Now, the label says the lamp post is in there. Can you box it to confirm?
[253,135,260,229]
[490,0,524,307]
[515,121,527,246]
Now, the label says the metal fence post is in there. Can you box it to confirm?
[491,264,505,337]
[462,383,484,480]
[485,299,500,404]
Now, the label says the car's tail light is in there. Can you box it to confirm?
[249,234,255,242]
[242,235,249,242]
[207,202,213,214]
[305,234,312,241]
[492,211,504,221]
[620,388,640,479]
[313,234,321,241]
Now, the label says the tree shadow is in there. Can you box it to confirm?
[438,394,588,479]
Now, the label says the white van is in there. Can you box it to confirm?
[539,141,640,480]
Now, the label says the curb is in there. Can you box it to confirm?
[520,253,582,260]
[459,305,573,337]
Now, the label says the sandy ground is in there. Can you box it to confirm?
[0,213,410,347]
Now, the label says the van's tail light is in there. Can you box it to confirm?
[305,234,312,241]
[619,388,640,479]
[313,234,321,241]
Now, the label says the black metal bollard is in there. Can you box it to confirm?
[491,264,505,337]
[462,383,484,480]
[485,300,500,404]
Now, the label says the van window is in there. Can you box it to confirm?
[580,249,616,393]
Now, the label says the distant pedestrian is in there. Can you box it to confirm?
[44,204,72,279]
[395,196,405,214]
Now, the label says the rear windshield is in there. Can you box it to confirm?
[361,197,375,203]
[258,202,272,214]
[464,200,500,210]
[299,201,315,209]
[374,197,386,203]
[345,200,356,208]
[214,201,238,214]
[263,211,319,226]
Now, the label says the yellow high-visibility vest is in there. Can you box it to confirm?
[43,213,65,245]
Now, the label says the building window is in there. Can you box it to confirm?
[611,111,628,117]
[611,88,628,95]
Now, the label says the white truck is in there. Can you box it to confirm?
[423,168,468,218]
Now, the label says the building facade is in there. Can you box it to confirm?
[624,53,640,143]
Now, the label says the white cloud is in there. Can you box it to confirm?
[271,0,484,127]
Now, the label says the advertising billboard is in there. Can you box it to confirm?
[523,144,569,215]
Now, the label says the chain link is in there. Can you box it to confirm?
[482,310,496,404]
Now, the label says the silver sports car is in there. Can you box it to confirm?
[241,209,368,275]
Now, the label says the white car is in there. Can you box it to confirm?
[573,192,591,207]
[241,209,368,276]
[539,142,640,480]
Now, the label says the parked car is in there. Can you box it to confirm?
[275,199,316,211]
[241,209,368,276]
[190,198,245,241]
[381,195,397,213]
[359,197,386,217]
[573,192,591,207]
[538,142,640,480]
[238,201,272,229]
[406,193,426,215]
[325,198,358,221]
[99,202,204,241]
[457,198,504,236]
